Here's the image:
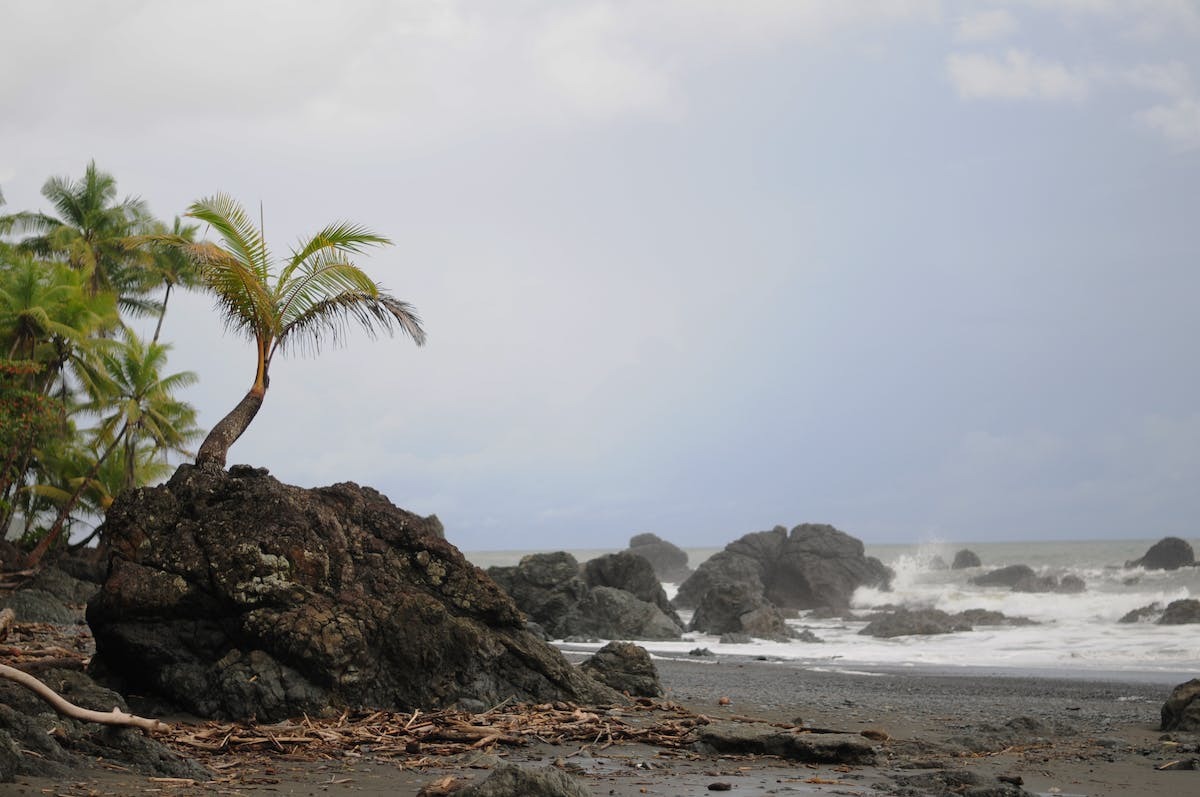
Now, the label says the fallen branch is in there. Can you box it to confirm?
[0,663,169,733]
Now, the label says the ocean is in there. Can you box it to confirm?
[465,538,1200,684]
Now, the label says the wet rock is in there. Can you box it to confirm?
[674,524,891,611]
[859,608,972,638]
[689,582,792,641]
[580,641,662,697]
[0,668,207,781]
[1057,574,1087,593]
[688,721,875,764]
[952,549,982,569]
[1012,574,1058,593]
[626,533,692,583]
[488,553,589,640]
[888,769,1034,797]
[583,551,681,625]
[1126,537,1196,571]
[569,586,683,640]
[1119,603,1164,623]
[718,632,752,644]
[1157,598,1200,625]
[970,564,1035,588]
[88,465,617,721]
[0,589,76,624]
[956,609,1037,627]
[26,566,98,604]
[455,763,590,797]
[795,629,825,643]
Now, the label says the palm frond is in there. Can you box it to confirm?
[275,291,426,357]
[185,194,270,279]
[279,222,391,287]
[275,255,381,329]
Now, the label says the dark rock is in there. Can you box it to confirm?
[568,586,682,640]
[889,769,1034,797]
[674,524,891,612]
[1,589,76,624]
[688,721,875,764]
[26,566,99,604]
[952,549,982,569]
[53,547,108,584]
[1119,603,1163,624]
[1012,574,1059,593]
[579,641,662,697]
[970,564,1036,588]
[859,608,972,638]
[1126,537,1196,571]
[0,668,207,781]
[795,629,824,643]
[1157,598,1200,625]
[1161,682,1200,732]
[583,552,681,625]
[956,609,1037,627]
[718,633,752,644]
[487,552,589,640]
[627,533,692,583]
[1056,574,1086,593]
[689,583,791,641]
[926,555,949,571]
[455,763,589,797]
[688,648,714,657]
[88,464,617,721]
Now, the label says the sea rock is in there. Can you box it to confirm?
[626,533,692,583]
[568,586,683,640]
[0,668,207,781]
[487,553,590,640]
[1161,679,1200,731]
[956,609,1037,627]
[689,582,792,641]
[674,524,891,611]
[88,464,617,721]
[1118,603,1163,624]
[1126,537,1196,571]
[454,763,590,797]
[583,551,681,624]
[952,549,982,569]
[859,608,972,638]
[0,588,76,625]
[970,564,1036,588]
[1056,574,1087,593]
[579,641,662,697]
[1157,598,1200,625]
[688,721,875,764]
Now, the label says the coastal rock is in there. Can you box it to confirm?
[1161,679,1200,731]
[689,583,792,641]
[88,464,617,721]
[952,549,982,569]
[579,641,662,697]
[1118,603,1163,623]
[0,588,76,624]
[970,564,1035,588]
[674,524,891,611]
[1126,537,1196,571]
[487,552,590,640]
[568,586,683,640]
[688,721,875,764]
[1011,573,1085,593]
[583,552,681,625]
[859,608,972,638]
[956,609,1037,627]
[626,533,692,583]
[26,566,99,604]
[454,763,590,797]
[889,769,1034,797]
[1157,598,1200,625]
[0,668,207,781]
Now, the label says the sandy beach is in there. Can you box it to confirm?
[3,655,1194,797]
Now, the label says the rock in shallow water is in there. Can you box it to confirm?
[88,464,617,721]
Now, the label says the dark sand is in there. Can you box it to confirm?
[2,656,1195,796]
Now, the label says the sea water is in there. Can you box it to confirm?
[465,539,1200,683]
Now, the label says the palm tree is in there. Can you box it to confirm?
[142,217,203,345]
[25,332,198,565]
[180,194,425,469]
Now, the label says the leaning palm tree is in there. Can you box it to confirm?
[180,194,425,469]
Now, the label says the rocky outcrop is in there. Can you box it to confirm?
[689,583,792,641]
[688,721,875,764]
[1118,603,1163,624]
[951,549,982,569]
[1157,598,1200,625]
[626,533,691,583]
[1161,679,1200,731]
[583,552,681,625]
[1012,573,1086,594]
[1126,537,1196,571]
[970,564,1035,588]
[673,524,891,611]
[580,642,662,697]
[859,608,972,638]
[453,763,590,797]
[88,464,617,721]
[490,552,682,641]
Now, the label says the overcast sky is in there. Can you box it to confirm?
[3,1,1199,550]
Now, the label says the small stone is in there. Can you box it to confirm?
[707,783,733,791]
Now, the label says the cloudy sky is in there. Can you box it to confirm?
[3,1,1199,550]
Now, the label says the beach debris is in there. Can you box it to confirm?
[718,696,731,706]
[580,641,663,697]
[0,662,168,733]
[861,728,890,741]
[1156,758,1198,770]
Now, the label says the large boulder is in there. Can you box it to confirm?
[970,564,1036,588]
[487,552,589,640]
[1157,598,1200,625]
[567,586,682,640]
[859,608,972,638]
[1162,679,1200,731]
[580,641,662,697]
[674,524,890,612]
[951,549,982,569]
[1126,537,1196,571]
[626,533,691,583]
[583,552,680,624]
[689,582,792,641]
[88,464,617,721]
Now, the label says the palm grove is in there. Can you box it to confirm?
[1,162,425,567]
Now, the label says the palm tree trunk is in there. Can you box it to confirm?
[150,284,171,345]
[25,429,124,568]
[195,387,265,470]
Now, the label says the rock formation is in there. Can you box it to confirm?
[88,464,617,721]
[1126,537,1196,571]
[625,533,691,583]
[688,583,792,641]
[970,564,1035,588]
[1161,679,1200,731]
[951,549,982,569]
[579,642,662,697]
[583,552,681,625]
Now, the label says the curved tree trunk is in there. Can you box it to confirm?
[150,283,171,345]
[194,386,265,470]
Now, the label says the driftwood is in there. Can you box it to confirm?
[0,662,170,733]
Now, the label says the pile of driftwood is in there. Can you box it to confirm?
[168,699,713,765]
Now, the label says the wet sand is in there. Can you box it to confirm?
[2,657,1195,796]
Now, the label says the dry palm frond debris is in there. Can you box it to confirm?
[167,699,717,765]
